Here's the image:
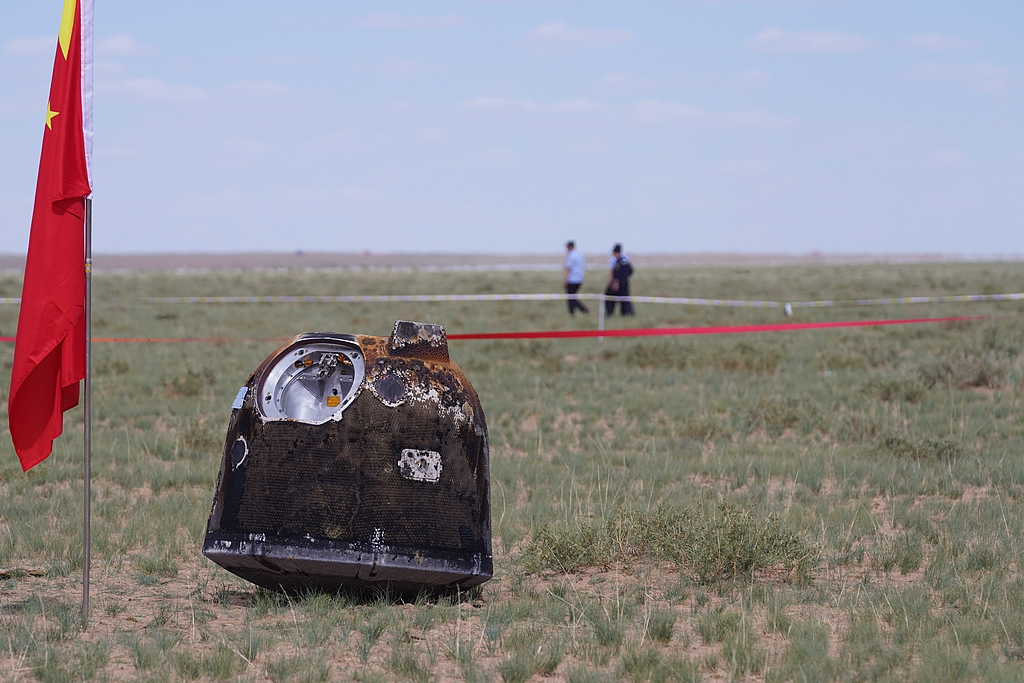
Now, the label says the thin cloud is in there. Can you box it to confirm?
[97,33,150,57]
[632,101,790,128]
[633,100,705,124]
[359,14,464,30]
[461,97,601,113]
[604,72,695,90]
[254,54,312,68]
[181,189,250,217]
[905,32,971,52]
[93,60,131,79]
[732,69,773,89]
[487,148,517,162]
[352,58,434,76]
[100,77,206,102]
[219,138,272,155]
[726,110,794,129]
[718,158,775,174]
[4,37,54,57]
[751,26,875,54]
[421,128,445,143]
[928,149,967,168]
[271,185,384,203]
[223,81,290,98]
[910,62,1007,91]
[529,22,633,47]
[103,145,142,159]
[605,72,656,89]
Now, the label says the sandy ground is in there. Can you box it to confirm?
[0,251,1005,273]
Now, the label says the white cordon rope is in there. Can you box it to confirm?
[1,292,1023,309]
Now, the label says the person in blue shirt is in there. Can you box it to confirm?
[605,244,635,316]
[563,241,589,315]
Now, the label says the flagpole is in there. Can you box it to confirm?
[83,197,92,624]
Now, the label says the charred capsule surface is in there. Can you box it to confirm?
[203,321,491,595]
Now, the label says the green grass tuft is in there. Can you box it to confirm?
[648,609,676,644]
[879,431,964,460]
[523,504,814,584]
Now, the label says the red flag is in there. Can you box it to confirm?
[8,0,93,471]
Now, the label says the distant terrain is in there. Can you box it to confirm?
[3,263,1024,682]
[0,251,1004,273]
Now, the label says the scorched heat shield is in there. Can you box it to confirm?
[203,321,492,594]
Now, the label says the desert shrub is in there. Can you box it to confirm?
[819,338,900,370]
[625,340,781,375]
[566,665,611,683]
[181,414,221,455]
[493,628,562,681]
[200,642,238,680]
[537,637,565,676]
[744,395,818,437]
[618,647,661,682]
[648,610,676,643]
[122,633,160,671]
[980,323,1024,355]
[878,431,964,461]
[386,646,431,683]
[819,345,869,370]
[677,415,730,442]
[592,612,625,649]
[523,505,815,584]
[696,610,762,677]
[865,373,927,403]
[496,650,538,683]
[166,367,216,397]
[828,411,883,443]
[880,586,935,645]
[170,649,203,680]
[266,653,304,683]
[917,349,1010,389]
[684,504,815,584]
[605,506,695,562]
[96,358,131,375]
[77,641,112,680]
[133,551,179,579]
[702,341,781,375]
[696,610,742,644]
[26,598,83,642]
[964,544,1000,572]
[768,620,838,683]
[872,533,925,575]
[625,341,693,369]
[521,522,610,574]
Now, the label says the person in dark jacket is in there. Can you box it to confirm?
[605,244,634,316]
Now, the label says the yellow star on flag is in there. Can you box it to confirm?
[59,0,77,60]
[46,101,59,130]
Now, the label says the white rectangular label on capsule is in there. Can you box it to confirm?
[398,449,442,483]
[232,387,248,410]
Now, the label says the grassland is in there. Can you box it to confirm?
[2,260,1024,682]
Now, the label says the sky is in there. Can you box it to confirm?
[0,1,1021,255]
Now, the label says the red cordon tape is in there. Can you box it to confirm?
[0,336,289,344]
[0,316,990,345]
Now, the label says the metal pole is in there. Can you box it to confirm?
[83,197,92,624]
[597,294,605,341]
